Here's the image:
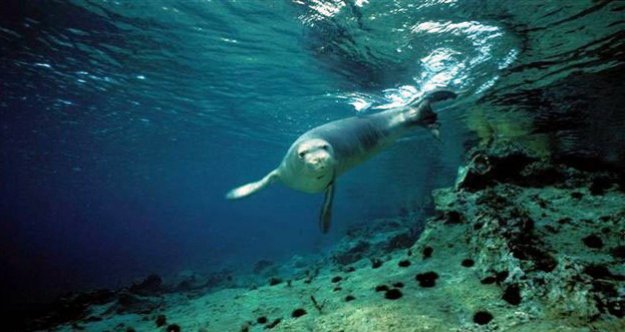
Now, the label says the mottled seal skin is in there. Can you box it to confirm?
[226,90,457,233]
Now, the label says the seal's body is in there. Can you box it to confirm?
[226,90,457,233]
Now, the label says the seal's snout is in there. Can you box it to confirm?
[306,152,330,172]
[310,155,324,165]
[296,138,334,174]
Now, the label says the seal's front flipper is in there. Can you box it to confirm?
[225,170,279,200]
[319,182,335,234]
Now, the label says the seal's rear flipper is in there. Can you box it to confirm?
[406,89,457,131]
[319,182,335,234]
[424,89,458,103]
[225,169,279,199]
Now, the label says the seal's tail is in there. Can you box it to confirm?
[406,89,457,140]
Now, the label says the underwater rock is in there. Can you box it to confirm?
[331,276,343,283]
[171,270,210,292]
[473,311,493,325]
[397,260,411,267]
[415,272,439,288]
[460,185,559,274]
[253,260,275,274]
[581,234,604,249]
[27,289,116,330]
[461,259,474,267]
[607,299,625,318]
[581,264,625,318]
[268,277,282,286]
[155,314,167,327]
[204,269,236,289]
[422,246,433,259]
[510,243,557,273]
[590,176,612,195]
[541,257,600,319]
[291,308,307,318]
[375,285,389,292]
[612,245,625,259]
[70,322,86,330]
[129,274,162,296]
[570,192,583,199]
[332,240,370,265]
[502,284,522,305]
[384,289,403,300]
[455,149,530,191]
[583,264,625,281]
[495,271,509,283]
[385,231,416,251]
[444,211,463,224]
[114,291,161,315]
[434,143,625,320]
[82,289,117,305]
[289,255,308,270]
[332,220,420,268]
[434,145,625,325]
[166,323,181,332]
[84,316,102,322]
[265,318,281,329]
[370,258,383,269]
[480,276,497,285]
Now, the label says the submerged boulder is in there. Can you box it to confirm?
[171,270,210,292]
[129,274,162,296]
[253,260,275,274]
[434,145,625,324]
[332,240,371,265]
[113,291,162,315]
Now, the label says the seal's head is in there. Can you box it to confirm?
[294,138,335,178]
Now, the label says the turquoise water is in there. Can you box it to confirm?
[1,0,624,317]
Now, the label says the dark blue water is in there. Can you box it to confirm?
[1,0,623,311]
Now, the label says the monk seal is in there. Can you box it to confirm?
[226,89,457,233]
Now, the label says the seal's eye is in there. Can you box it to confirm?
[298,151,306,158]
[321,144,329,150]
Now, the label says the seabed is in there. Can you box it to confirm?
[33,144,625,332]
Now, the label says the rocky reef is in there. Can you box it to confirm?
[26,143,625,331]
[425,143,625,330]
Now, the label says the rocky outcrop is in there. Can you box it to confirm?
[429,144,625,325]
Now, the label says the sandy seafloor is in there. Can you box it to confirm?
[32,144,625,332]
